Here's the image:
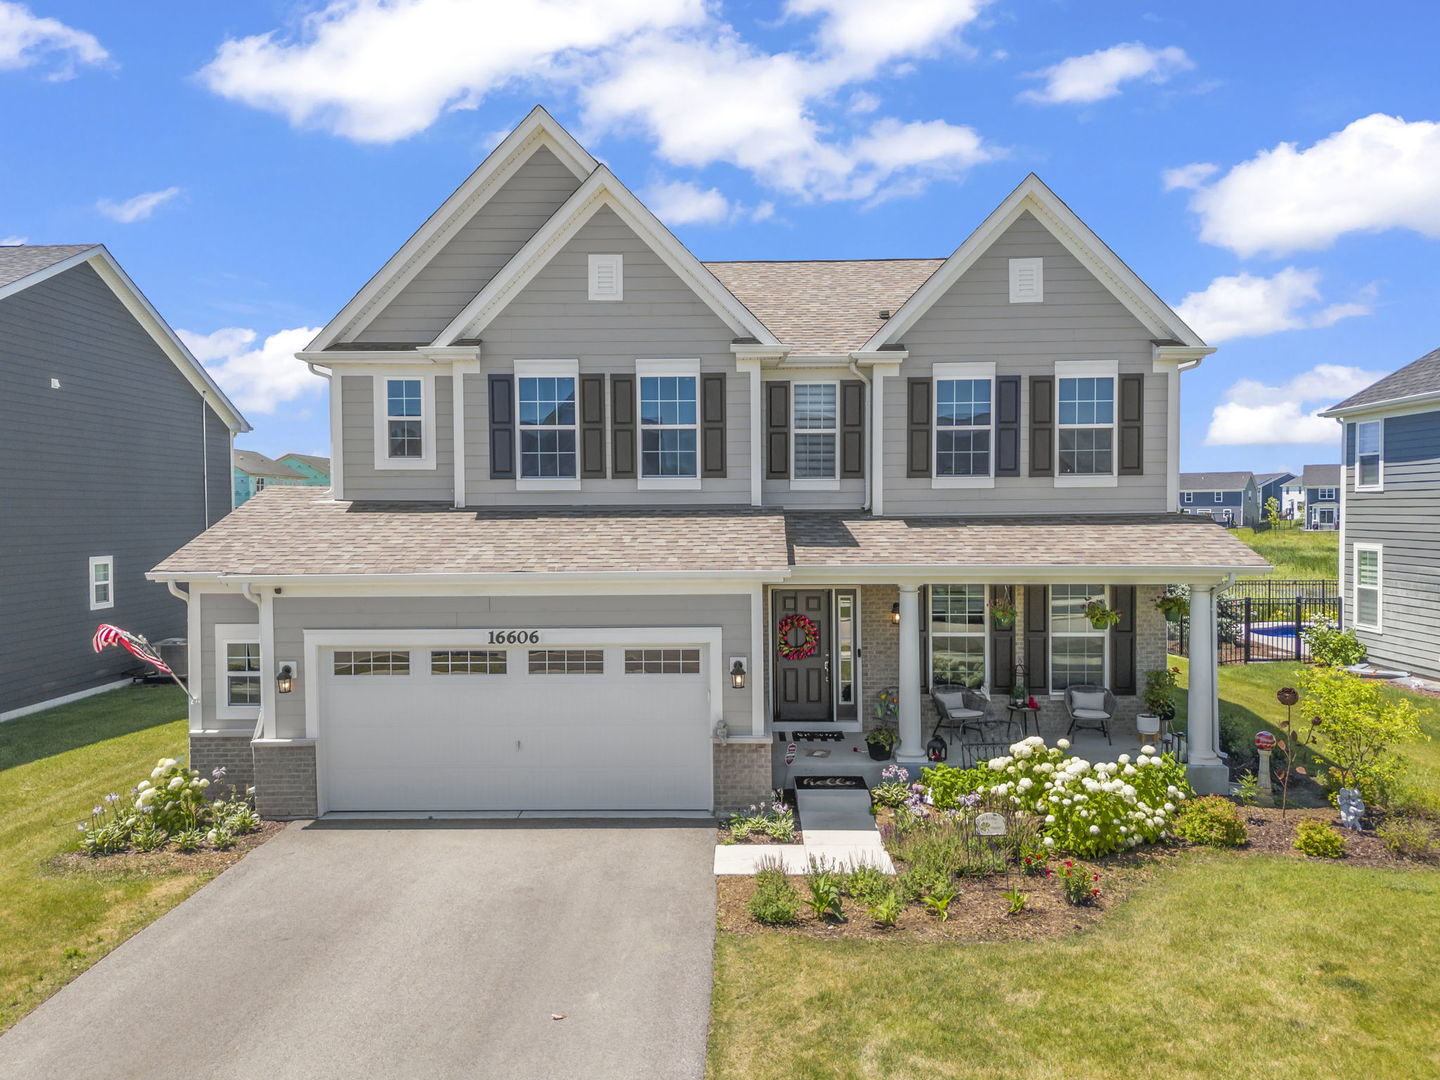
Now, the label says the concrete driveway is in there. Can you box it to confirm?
[0,818,716,1080]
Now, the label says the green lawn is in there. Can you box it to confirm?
[1232,525,1338,580]
[0,685,205,1033]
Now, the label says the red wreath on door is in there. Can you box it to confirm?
[776,613,821,661]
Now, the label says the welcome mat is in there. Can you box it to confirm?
[795,775,868,790]
[788,730,846,742]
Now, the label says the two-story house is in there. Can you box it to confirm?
[1321,346,1440,679]
[147,108,1264,817]
[1301,463,1342,530]
[1,244,247,719]
[277,452,331,486]
[1255,471,1295,519]
[1177,471,1260,527]
[232,449,308,507]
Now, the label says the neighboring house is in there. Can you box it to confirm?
[147,107,1263,819]
[1300,464,1342,530]
[1321,346,1440,679]
[1254,471,1296,518]
[1177,471,1260,527]
[277,452,331,486]
[233,450,307,507]
[1281,474,1306,519]
[0,244,248,720]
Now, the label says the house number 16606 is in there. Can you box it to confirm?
[487,630,541,644]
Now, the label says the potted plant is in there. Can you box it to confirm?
[1085,599,1123,630]
[1155,586,1189,620]
[865,727,899,760]
[1139,666,1179,738]
[989,594,1017,629]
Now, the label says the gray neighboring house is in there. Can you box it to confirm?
[1321,346,1440,678]
[1177,471,1259,527]
[0,244,248,719]
[1254,471,1295,518]
[147,107,1264,817]
[1300,463,1342,530]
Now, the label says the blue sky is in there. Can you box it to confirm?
[3,0,1437,476]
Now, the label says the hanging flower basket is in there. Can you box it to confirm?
[989,596,1017,629]
[1085,600,1123,630]
[776,613,821,661]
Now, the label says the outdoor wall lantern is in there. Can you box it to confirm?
[890,602,901,625]
[276,662,296,694]
[729,657,747,690]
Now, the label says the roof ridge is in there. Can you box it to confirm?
[703,257,946,265]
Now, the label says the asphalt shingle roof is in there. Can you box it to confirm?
[279,452,331,473]
[1328,346,1440,411]
[1178,471,1253,491]
[0,244,97,290]
[233,450,305,478]
[703,259,944,353]
[1254,471,1294,486]
[1301,464,1340,488]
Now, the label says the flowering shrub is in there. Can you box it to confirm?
[871,763,914,809]
[1056,861,1101,905]
[77,759,259,856]
[725,795,796,842]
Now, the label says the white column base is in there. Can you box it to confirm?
[1186,762,1230,795]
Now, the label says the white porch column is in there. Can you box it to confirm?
[1185,584,1228,794]
[896,584,925,761]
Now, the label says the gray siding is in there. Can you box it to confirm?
[883,211,1169,516]
[358,146,582,343]
[1344,410,1440,678]
[339,373,455,501]
[761,478,865,508]
[0,262,233,714]
[196,591,260,732]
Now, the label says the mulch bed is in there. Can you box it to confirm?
[48,820,285,878]
[716,830,804,845]
[1231,805,1407,868]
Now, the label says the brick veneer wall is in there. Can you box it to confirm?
[188,733,254,799]
[713,741,771,813]
[252,742,317,819]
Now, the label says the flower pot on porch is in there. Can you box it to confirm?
[1136,713,1162,737]
[868,742,894,761]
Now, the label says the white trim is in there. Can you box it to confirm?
[515,359,580,482]
[88,555,114,610]
[870,366,897,515]
[638,478,702,490]
[790,379,840,483]
[1008,257,1043,303]
[1352,544,1383,632]
[588,253,623,301]
[750,586,766,736]
[433,167,781,347]
[516,478,582,492]
[1165,364,1180,510]
[1322,389,1440,420]
[932,362,995,487]
[636,359,701,482]
[186,583,202,731]
[736,358,763,507]
[0,679,133,723]
[453,361,476,506]
[1214,491,1225,503]
[1354,419,1384,492]
[214,624,262,721]
[1048,584,1111,694]
[371,373,436,470]
[1055,360,1119,484]
[862,175,1205,351]
[927,583,991,693]
[932,476,997,489]
[308,106,597,351]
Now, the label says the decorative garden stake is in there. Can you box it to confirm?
[1253,730,1275,796]
[1337,788,1366,831]
[1274,686,1319,820]
[976,812,1009,892]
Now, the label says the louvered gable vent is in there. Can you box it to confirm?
[588,253,623,300]
[1008,257,1043,303]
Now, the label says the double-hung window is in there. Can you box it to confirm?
[518,364,578,481]
[214,625,261,720]
[1317,487,1337,502]
[1213,492,1224,503]
[1182,492,1193,504]
[930,584,987,690]
[637,360,699,486]
[933,362,994,486]
[1354,546,1382,630]
[88,555,114,610]
[792,383,838,483]
[1355,421,1383,490]
[1050,585,1107,691]
[1056,363,1116,482]
[373,374,434,469]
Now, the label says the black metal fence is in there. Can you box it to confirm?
[1166,580,1341,665]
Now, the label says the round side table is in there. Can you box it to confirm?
[1006,703,1040,737]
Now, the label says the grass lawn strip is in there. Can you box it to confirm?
[1231,525,1338,581]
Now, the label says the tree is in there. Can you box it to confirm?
[1296,666,1427,806]
[1264,496,1281,527]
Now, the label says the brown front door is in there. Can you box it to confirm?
[774,589,831,722]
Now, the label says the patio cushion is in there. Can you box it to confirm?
[1071,691,1108,713]
[934,691,983,718]
[1072,708,1110,721]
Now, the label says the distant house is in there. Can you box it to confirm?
[1300,464,1341,530]
[1321,346,1440,679]
[1177,471,1260,527]
[0,244,248,719]
[277,453,331,486]
[233,450,307,507]
[1254,471,1296,517]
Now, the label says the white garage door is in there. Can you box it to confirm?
[319,641,714,812]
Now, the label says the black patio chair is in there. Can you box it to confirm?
[1064,683,1117,745]
[930,684,1013,743]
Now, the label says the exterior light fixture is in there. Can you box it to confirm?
[276,663,296,694]
[890,602,901,625]
[729,657,747,690]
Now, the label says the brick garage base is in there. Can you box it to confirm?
[188,733,255,799]
[252,742,318,820]
[713,741,771,814]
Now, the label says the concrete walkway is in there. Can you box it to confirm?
[0,819,716,1080]
[713,788,893,874]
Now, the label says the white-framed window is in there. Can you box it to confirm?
[1354,546,1382,630]
[929,584,987,690]
[588,253,623,301]
[1182,492,1193,504]
[1008,257,1043,303]
[1355,421,1383,491]
[255,476,266,492]
[933,361,995,488]
[529,649,604,674]
[792,382,838,486]
[1050,584,1108,692]
[637,359,700,488]
[431,650,507,674]
[1317,487,1337,502]
[1314,506,1337,526]
[214,624,261,720]
[372,373,435,470]
[1213,491,1224,503]
[88,556,114,610]
[516,360,579,486]
[1055,361,1116,485]
[623,648,701,674]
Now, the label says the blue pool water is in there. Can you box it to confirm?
[1252,625,1298,639]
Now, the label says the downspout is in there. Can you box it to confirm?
[847,360,872,510]
[200,393,210,528]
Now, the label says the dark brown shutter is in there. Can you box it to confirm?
[1118,373,1145,476]
[580,374,606,479]
[840,379,865,479]
[917,586,930,693]
[1024,585,1049,694]
[995,375,1021,477]
[1029,375,1053,477]
[991,586,1016,693]
[906,377,931,478]
[610,374,636,479]
[701,372,726,478]
[1110,585,1137,695]
[488,374,515,479]
[765,381,789,480]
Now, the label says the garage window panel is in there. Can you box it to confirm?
[333,650,411,676]
[624,648,701,674]
[528,649,604,675]
[431,650,507,674]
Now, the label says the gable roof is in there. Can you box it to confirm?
[0,244,249,433]
[234,450,304,478]
[861,174,1206,352]
[1322,345,1440,415]
[1301,464,1340,488]
[704,259,943,354]
[1179,471,1254,491]
[1254,471,1295,487]
[279,452,330,473]
[308,106,598,351]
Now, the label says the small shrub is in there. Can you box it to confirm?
[205,826,235,851]
[802,857,844,921]
[897,865,950,902]
[1057,861,1100,906]
[1301,616,1368,668]
[1002,888,1028,916]
[1294,819,1346,858]
[843,863,891,906]
[1377,817,1440,863]
[219,802,262,835]
[748,855,799,925]
[871,763,913,809]
[920,885,959,921]
[867,889,903,927]
[725,796,796,843]
[1173,796,1249,848]
[1234,772,1261,807]
[1019,850,1049,877]
[919,763,989,810]
[131,823,167,852]
[172,829,203,854]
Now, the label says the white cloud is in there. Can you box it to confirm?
[1185,114,1440,256]
[1161,162,1216,191]
[1019,42,1192,105]
[1175,267,1372,343]
[1206,364,1386,446]
[180,326,324,415]
[96,187,182,224]
[0,234,26,245]
[645,180,733,225]
[787,0,990,75]
[0,1,107,79]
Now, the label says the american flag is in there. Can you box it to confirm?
[92,624,172,675]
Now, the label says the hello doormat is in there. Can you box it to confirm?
[795,775,867,790]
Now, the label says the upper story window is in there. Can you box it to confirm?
[931,361,995,488]
[1214,491,1224,503]
[1182,492,1193,504]
[639,375,697,478]
[519,375,578,479]
[89,555,114,610]
[1057,373,1115,477]
[792,383,838,481]
[1355,420,1383,490]
[1316,487,1337,502]
[372,374,434,470]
